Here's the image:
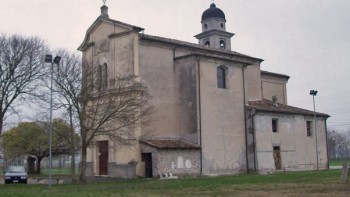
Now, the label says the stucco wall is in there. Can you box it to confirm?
[254,113,328,173]
[261,74,288,104]
[245,65,263,102]
[199,58,247,175]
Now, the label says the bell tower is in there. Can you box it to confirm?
[195,3,234,50]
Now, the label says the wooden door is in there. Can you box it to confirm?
[273,146,281,170]
[98,140,109,175]
[141,153,153,178]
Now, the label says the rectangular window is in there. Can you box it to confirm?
[272,119,278,133]
[307,121,312,136]
[217,66,226,89]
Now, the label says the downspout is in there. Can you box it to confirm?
[251,109,258,172]
[173,46,177,70]
[324,118,330,169]
[196,56,203,175]
[242,65,249,172]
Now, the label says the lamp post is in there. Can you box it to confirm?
[44,54,61,187]
[310,90,318,170]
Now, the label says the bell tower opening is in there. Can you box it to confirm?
[195,3,234,50]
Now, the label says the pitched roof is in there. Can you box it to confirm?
[140,139,200,149]
[248,99,330,117]
[261,70,290,80]
[140,34,264,62]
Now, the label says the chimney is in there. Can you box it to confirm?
[272,96,278,106]
[100,5,109,18]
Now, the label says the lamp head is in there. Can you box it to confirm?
[310,90,318,96]
[45,55,52,63]
[53,56,61,64]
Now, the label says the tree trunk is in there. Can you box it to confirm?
[69,107,77,183]
[79,145,87,184]
[36,157,43,174]
[27,156,36,174]
[71,150,76,183]
[0,112,4,136]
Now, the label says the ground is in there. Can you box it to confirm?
[0,170,349,196]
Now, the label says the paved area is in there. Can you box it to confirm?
[330,166,343,170]
[0,177,70,185]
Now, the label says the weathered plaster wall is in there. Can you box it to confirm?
[138,42,199,142]
[261,74,288,104]
[83,21,144,178]
[174,57,198,143]
[254,113,328,173]
[245,65,263,102]
[199,58,247,175]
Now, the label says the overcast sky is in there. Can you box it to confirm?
[1,0,350,131]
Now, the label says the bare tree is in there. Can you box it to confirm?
[53,50,152,183]
[327,129,350,161]
[0,34,48,136]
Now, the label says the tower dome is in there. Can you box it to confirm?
[195,3,234,50]
[201,3,226,21]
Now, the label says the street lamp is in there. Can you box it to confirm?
[310,90,318,170]
[44,54,61,187]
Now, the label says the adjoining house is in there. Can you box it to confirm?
[78,3,329,179]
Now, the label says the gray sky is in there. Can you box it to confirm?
[1,0,350,131]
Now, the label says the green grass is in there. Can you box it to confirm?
[329,160,350,166]
[0,170,349,197]
[40,167,80,175]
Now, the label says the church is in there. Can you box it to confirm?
[78,2,329,178]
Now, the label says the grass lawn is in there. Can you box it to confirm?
[40,167,80,175]
[329,160,350,166]
[0,170,349,197]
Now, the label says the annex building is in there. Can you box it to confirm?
[78,3,329,178]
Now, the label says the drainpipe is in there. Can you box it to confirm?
[242,65,249,172]
[251,109,258,172]
[324,118,329,169]
[196,56,203,175]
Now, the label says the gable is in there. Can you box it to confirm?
[78,17,143,51]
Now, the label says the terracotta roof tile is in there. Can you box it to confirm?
[248,99,330,117]
[140,139,200,149]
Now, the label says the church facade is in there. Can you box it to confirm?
[78,3,329,178]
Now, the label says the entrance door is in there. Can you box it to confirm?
[141,153,153,178]
[98,140,108,175]
[273,146,281,170]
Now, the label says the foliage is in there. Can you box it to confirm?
[1,119,79,173]
[0,170,349,197]
[0,34,48,135]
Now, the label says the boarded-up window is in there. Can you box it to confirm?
[307,121,312,136]
[272,119,278,133]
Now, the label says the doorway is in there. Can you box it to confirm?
[141,153,153,178]
[98,140,109,175]
[273,146,281,170]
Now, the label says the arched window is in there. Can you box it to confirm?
[217,66,227,89]
[98,63,108,90]
[220,40,226,49]
[204,24,208,29]
[205,41,210,47]
[102,63,108,88]
[98,64,103,89]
